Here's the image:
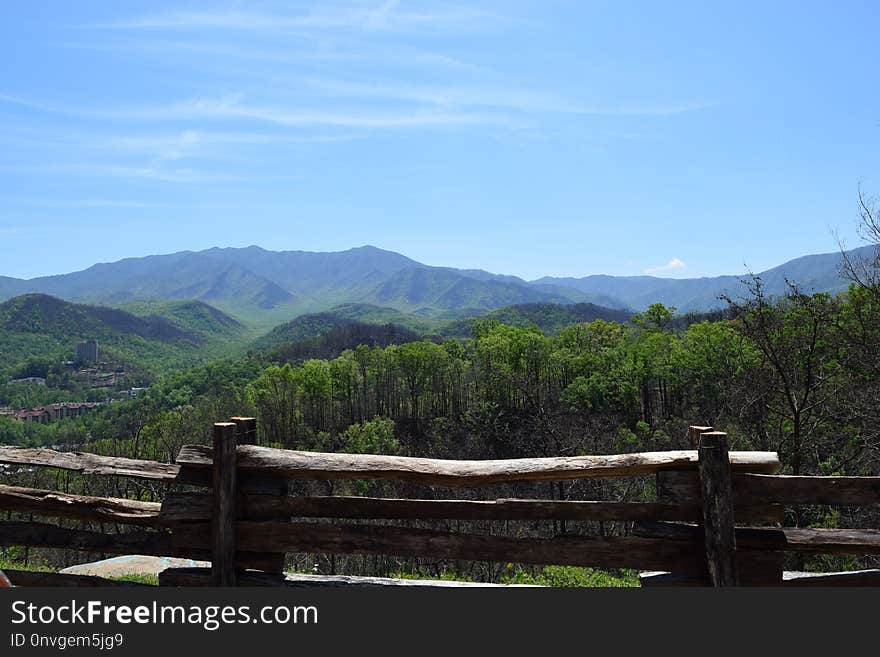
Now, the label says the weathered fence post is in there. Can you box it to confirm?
[230,416,287,574]
[688,425,713,449]
[231,416,257,445]
[212,422,237,586]
[698,431,738,586]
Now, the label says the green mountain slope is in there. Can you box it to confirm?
[364,267,572,317]
[269,322,425,364]
[0,294,243,379]
[320,303,439,333]
[251,303,437,352]
[119,300,246,341]
[441,302,633,337]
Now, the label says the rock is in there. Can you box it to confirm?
[59,555,209,579]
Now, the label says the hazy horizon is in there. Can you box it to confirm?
[0,241,869,284]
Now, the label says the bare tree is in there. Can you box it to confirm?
[840,185,880,292]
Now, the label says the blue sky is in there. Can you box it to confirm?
[1,1,878,281]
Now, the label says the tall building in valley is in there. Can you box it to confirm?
[75,339,99,363]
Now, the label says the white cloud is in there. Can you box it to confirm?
[644,258,687,275]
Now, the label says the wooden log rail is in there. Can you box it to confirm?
[0,446,180,481]
[658,470,880,507]
[176,520,710,574]
[175,444,781,487]
[0,520,279,571]
[0,484,163,526]
[159,491,783,524]
[633,521,880,555]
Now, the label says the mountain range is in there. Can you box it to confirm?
[0,244,874,328]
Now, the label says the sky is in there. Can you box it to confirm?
[1,1,878,281]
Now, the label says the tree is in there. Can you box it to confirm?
[723,278,843,476]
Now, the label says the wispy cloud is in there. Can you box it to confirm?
[76,95,508,129]
[79,3,504,35]
[0,91,504,129]
[644,258,687,275]
[23,199,169,209]
[0,93,61,113]
[51,38,490,75]
[2,162,285,184]
[1,88,707,136]
[0,225,58,238]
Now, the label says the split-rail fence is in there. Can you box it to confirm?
[0,419,878,587]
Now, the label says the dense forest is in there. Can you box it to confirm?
[2,203,880,583]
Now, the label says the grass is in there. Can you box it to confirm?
[386,566,639,587]
[108,573,159,585]
[501,565,639,587]
[1,555,634,588]
[0,557,158,585]
[0,557,53,573]
[387,569,474,583]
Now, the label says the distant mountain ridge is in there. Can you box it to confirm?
[532,245,876,313]
[0,243,873,325]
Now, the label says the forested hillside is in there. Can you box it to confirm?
[0,294,248,382]
[440,302,633,337]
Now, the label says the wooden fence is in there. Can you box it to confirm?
[0,418,878,587]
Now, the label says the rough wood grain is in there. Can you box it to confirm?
[633,521,880,555]
[0,520,176,556]
[173,520,712,575]
[212,422,237,586]
[0,484,162,526]
[698,432,739,586]
[655,473,783,523]
[656,470,701,504]
[175,445,780,487]
[161,492,706,522]
[159,567,537,587]
[3,569,150,587]
[734,473,880,506]
[657,470,880,507]
[0,520,279,570]
[0,447,179,481]
[174,466,288,494]
[231,416,286,573]
[688,426,713,448]
[231,416,258,445]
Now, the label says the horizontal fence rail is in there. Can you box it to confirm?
[658,471,880,507]
[173,520,717,574]
[0,447,180,481]
[633,521,880,555]
[175,444,781,486]
[160,492,784,524]
[0,484,163,527]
